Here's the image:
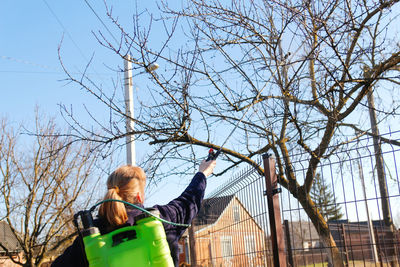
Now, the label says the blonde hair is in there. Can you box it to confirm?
[98,165,146,226]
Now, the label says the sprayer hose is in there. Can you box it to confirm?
[90,199,190,227]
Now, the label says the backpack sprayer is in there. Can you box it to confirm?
[73,199,189,267]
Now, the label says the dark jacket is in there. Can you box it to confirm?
[51,172,206,267]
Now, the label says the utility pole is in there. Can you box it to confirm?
[364,67,392,227]
[124,55,135,166]
[123,56,159,165]
[358,160,379,263]
[364,66,398,266]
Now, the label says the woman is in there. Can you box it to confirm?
[51,159,216,267]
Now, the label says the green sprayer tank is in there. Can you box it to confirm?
[76,209,174,267]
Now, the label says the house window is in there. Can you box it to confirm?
[245,235,255,254]
[233,205,240,222]
[303,241,309,251]
[220,236,233,260]
[303,241,316,251]
[245,235,255,265]
[184,241,190,264]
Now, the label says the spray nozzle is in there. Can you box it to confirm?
[206,148,220,161]
[74,210,99,237]
[81,210,95,229]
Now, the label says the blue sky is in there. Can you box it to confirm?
[2,1,399,224]
[1,1,117,121]
[0,0,221,206]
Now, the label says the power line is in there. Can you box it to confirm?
[83,0,120,45]
[0,55,59,71]
[42,0,89,62]
[0,70,111,76]
[0,70,61,74]
[0,55,112,76]
[42,0,113,81]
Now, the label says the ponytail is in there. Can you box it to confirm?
[99,186,128,226]
[98,165,146,226]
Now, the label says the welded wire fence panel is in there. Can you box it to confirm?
[280,130,400,266]
[179,130,400,267]
[180,158,273,267]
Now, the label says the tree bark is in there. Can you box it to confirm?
[365,67,399,266]
[298,189,345,267]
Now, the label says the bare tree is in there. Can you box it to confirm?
[0,114,101,267]
[60,0,400,265]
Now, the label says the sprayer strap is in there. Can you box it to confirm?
[91,199,190,228]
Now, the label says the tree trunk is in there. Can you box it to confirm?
[23,257,34,267]
[298,192,345,267]
[367,88,399,267]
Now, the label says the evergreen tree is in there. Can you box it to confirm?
[310,174,343,222]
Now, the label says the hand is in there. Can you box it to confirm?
[198,159,216,177]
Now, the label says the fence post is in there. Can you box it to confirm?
[263,153,287,267]
[374,227,384,267]
[340,224,349,267]
[188,222,197,267]
[284,220,294,267]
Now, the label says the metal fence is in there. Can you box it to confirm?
[180,130,400,267]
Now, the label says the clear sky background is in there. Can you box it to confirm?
[0,0,226,207]
[0,0,122,123]
[1,1,399,225]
